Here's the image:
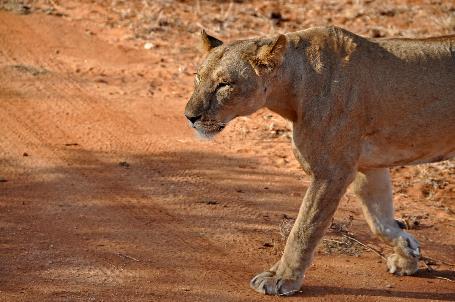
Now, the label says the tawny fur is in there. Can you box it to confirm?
[185,26,455,296]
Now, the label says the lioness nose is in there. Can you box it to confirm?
[185,114,202,124]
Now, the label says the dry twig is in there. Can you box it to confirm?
[322,238,345,245]
[434,276,454,282]
[117,252,140,262]
[342,234,387,260]
[421,256,455,267]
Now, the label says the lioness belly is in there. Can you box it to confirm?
[358,140,455,169]
[357,91,455,169]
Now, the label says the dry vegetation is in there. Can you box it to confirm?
[2,0,454,262]
[0,0,454,300]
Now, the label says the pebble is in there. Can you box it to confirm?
[119,161,130,168]
[144,42,155,50]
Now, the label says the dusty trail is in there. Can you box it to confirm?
[0,5,454,302]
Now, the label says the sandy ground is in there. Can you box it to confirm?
[0,1,454,301]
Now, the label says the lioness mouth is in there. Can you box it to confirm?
[193,121,226,139]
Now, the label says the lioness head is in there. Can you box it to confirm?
[184,30,287,139]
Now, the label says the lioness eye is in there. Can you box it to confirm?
[216,82,231,90]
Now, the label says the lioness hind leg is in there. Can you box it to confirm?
[351,168,420,276]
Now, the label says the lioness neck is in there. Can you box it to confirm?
[264,74,299,122]
[263,27,353,122]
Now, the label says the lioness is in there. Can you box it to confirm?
[184,26,455,296]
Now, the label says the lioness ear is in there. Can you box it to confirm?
[200,29,223,54]
[251,34,287,74]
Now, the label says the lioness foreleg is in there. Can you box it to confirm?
[251,172,354,295]
[351,168,420,275]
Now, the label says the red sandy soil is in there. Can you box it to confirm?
[0,1,454,301]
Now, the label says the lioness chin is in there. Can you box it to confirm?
[184,26,455,296]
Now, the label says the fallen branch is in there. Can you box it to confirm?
[341,234,455,269]
[342,234,387,260]
[422,259,433,271]
[117,252,140,262]
[434,276,454,282]
[322,238,345,245]
[421,256,455,267]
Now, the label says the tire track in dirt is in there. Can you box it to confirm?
[0,11,370,302]
[0,94,214,295]
[0,17,257,299]
[3,7,454,301]
[29,53,282,294]
[0,107,137,293]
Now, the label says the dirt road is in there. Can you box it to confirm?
[0,1,454,301]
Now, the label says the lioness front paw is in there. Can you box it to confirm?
[250,271,302,296]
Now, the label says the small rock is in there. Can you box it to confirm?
[275,158,288,166]
[0,178,8,183]
[119,161,130,168]
[379,9,396,17]
[206,200,218,205]
[270,11,284,25]
[144,42,155,50]
[370,28,385,38]
[178,65,187,74]
[23,152,29,157]
[385,284,394,288]
[444,207,454,214]
[95,78,108,84]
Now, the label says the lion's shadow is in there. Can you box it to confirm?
[301,269,455,300]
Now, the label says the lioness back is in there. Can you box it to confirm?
[291,27,455,168]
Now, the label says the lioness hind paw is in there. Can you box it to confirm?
[387,236,419,276]
[387,253,418,276]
